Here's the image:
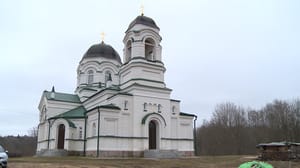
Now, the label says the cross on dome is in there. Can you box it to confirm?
[140,4,144,16]
[101,32,105,42]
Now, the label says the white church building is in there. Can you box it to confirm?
[37,14,197,157]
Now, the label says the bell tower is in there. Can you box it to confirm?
[123,14,162,63]
[120,14,166,89]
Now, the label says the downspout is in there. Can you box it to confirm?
[97,106,100,157]
[37,124,40,152]
[83,115,87,156]
[47,119,51,149]
[193,115,198,156]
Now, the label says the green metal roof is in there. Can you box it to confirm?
[79,87,98,91]
[170,99,180,102]
[66,119,77,128]
[99,104,121,110]
[44,91,81,103]
[50,106,86,119]
[179,112,196,117]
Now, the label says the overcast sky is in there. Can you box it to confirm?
[1,0,300,136]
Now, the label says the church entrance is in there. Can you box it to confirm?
[57,124,65,149]
[149,120,157,149]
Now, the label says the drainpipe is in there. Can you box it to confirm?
[193,115,198,156]
[83,115,87,156]
[97,106,100,157]
[47,119,51,149]
[37,124,40,151]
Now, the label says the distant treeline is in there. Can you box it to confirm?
[2,99,300,157]
[195,99,300,155]
[0,135,37,157]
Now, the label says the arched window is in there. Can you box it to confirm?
[126,40,132,62]
[105,71,112,83]
[145,38,155,61]
[92,123,96,136]
[87,70,94,85]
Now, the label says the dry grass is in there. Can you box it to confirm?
[8,155,300,168]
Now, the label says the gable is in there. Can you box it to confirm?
[50,106,86,119]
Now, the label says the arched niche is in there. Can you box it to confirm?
[125,40,132,62]
[144,38,155,61]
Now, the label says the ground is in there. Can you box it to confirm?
[8,156,300,168]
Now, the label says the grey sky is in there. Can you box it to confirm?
[1,0,300,136]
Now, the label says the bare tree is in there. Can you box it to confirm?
[196,98,300,155]
[27,127,38,137]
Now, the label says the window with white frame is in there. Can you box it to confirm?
[158,104,162,113]
[87,70,94,85]
[124,100,128,110]
[172,106,176,114]
[145,38,155,61]
[105,71,112,83]
[143,103,147,112]
[126,40,132,62]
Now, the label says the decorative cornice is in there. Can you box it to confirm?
[161,137,193,141]
[120,78,165,87]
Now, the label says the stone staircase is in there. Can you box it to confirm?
[36,149,68,157]
[144,149,180,158]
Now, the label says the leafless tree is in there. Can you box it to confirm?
[196,98,300,155]
[27,127,38,137]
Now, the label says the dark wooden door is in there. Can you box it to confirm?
[149,120,157,149]
[57,124,65,149]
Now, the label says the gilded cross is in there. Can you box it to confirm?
[101,32,105,42]
[140,5,144,16]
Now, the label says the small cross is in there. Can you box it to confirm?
[101,32,105,42]
[140,5,144,16]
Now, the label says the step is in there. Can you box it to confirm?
[144,149,180,158]
[36,149,68,157]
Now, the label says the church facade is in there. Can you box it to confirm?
[37,14,196,157]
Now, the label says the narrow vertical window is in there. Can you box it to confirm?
[143,103,147,112]
[105,71,112,83]
[92,123,96,136]
[158,104,162,113]
[87,70,94,85]
[124,100,128,110]
[172,106,176,114]
[126,40,132,62]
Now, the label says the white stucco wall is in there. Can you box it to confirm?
[37,15,196,156]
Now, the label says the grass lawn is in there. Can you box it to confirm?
[9,155,299,168]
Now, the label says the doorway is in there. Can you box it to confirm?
[149,120,157,149]
[57,124,65,149]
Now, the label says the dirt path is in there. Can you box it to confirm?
[9,163,115,168]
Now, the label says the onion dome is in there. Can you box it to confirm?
[82,42,121,63]
[126,15,160,32]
